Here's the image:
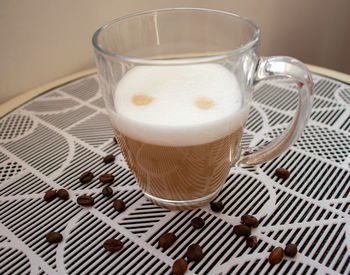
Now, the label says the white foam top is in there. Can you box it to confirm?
[111,64,248,146]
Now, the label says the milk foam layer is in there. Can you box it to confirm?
[112,64,248,146]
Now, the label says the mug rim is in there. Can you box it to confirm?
[92,8,260,65]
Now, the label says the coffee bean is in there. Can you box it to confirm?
[191,217,205,229]
[172,258,188,275]
[285,243,298,257]
[210,201,224,212]
[102,186,113,197]
[79,171,94,183]
[113,199,126,212]
[99,174,114,184]
[46,232,63,244]
[103,154,115,164]
[241,214,259,228]
[186,244,203,262]
[57,189,69,200]
[44,190,57,202]
[269,247,284,264]
[77,195,94,206]
[103,238,123,252]
[233,224,251,236]
[275,168,290,179]
[113,136,118,143]
[159,232,177,249]
[246,235,257,248]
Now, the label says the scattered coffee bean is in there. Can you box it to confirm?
[113,199,126,212]
[241,214,259,228]
[79,171,94,183]
[233,224,251,236]
[186,244,203,262]
[243,149,253,156]
[103,238,123,252]
[57,189,69,200]
[275,168,290,179]
[158,232,177,249]
[103,154,115,164]
[102,186,113,197]
[191,217,205,229]
[285,243,298,257]
[46,232,63,244]
[210,201,224,212]
[246,236,258,248]
[44,190,57,202]
[172,258,188,275]
[99,173,114,184]
[77,195,94,206]
[269,247,284,265]
[113,136,118,143]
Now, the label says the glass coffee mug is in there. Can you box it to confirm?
[92,8,313,210]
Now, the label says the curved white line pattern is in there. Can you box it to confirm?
[0,113,37,143]
[0,73,349,274]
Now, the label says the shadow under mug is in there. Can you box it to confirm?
[92,8,313,210]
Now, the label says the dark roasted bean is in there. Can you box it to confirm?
[210,201,224,212]
[191,217,205,229]
[233,224,251,236]
[159,232,177,249]
[172,258,188,275]
[186,244,203,262]
[77,195,94,206]
[113,199,125,212]
[241,214,259,227]
[79,171,94,183]
[103,239,123,252]
[57,189,69,200]
[285,243,298,257]
[44,190,57,202]
[99,174,114,184]
[269,247,284,264]
[275,168,290,179]
[103,154,115,164]
[102,186,113,197]
[46,232,63,244]
[246,236,258,248]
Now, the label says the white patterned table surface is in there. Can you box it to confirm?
[0,72,349,275]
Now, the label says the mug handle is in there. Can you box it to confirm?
[238,56,314,167]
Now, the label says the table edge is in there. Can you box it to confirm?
[306,64,350,84]
[0,68,97,117]
[0,65,349,118]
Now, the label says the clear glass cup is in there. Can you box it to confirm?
[92,8,313,210]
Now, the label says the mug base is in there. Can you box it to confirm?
[142,189,221,211]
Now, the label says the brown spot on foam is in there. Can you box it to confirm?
[132,94,154,106]
[195,96,215,110]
